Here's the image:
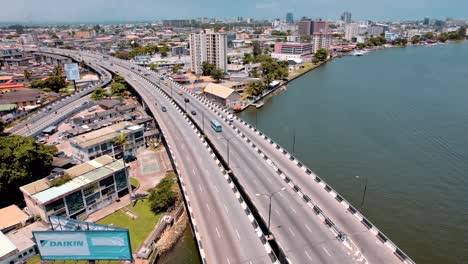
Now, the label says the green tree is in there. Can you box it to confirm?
[243,53,254,65]
[411,35,421,44]
[438,33,449,42]
[425,32,434,39]
[315,48,329,61]
[393,38,408,46]
[91,87,109,100]
[148,62,157,71]
[148,174,176,213]
[245,81,264,96]
[0,135,57,207]
[112,74,127,85]
[160,44,170,57]
[23,69,32,80]
[252,41,262,57]
[172,64,182,74]
[356,43,366,49]
[202,61,215,76]
[111,82,128,97]
[210,68,224,83]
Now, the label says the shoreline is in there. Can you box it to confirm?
[239,39,467,111]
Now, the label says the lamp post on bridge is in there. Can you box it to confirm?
[355,175,368,210]
[256,187,286,239]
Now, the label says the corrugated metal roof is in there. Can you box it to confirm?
[69,122,141,148]
[31,158,124,204]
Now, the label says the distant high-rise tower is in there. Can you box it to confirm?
[190,29,227,74]
[286,13,294,24]
[423,17,430,25]
[340,11,352,23]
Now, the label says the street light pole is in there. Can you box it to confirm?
[355,176,368,210]
[256,187,286,236]
[292,128,296,155]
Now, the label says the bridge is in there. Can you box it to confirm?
[11,48,415,264]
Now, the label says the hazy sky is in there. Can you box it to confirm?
[1,0,467,23]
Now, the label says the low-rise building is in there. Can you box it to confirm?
[204,83,241,107]
[70,121,145,162]
[20,156,129,222]
[0,205,30,234]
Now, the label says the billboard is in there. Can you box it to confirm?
[64,63,80,81]
[33,230,132,260]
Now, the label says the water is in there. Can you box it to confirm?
[240,42,468,264]
[157,225,201,264]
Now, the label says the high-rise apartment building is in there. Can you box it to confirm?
[286,13,294,24]
[312,34,332,53]
[297,19,312,35]
[344,23,360,40]
[190,29,227,74]
[341,11,352,23]
[312,20,329,34]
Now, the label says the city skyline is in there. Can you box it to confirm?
[1,0,468,23]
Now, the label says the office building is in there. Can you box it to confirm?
[272,42,313,60]
[0,222,47,264]
[70,121,145,162]
[162,19,195,27]
[341,11,352,23]
[344,23,360,40]
[20,156,129,222]
[423,17,430,26]
[190,29,227,74]
[286,13,294,24]
[312,20,329,34]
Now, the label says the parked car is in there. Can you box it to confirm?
[124,155,137,163]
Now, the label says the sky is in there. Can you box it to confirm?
[1,0,467,23]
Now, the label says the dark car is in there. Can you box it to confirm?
[190,110,197,115]
[124,155,137,163]
[161,106,167,112]
[184,98,190,103]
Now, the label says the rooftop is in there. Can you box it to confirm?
[69,121,141,149]
[20,156,125,204]
[0,232,16,258]
[6,221,48,252]
[204,83,236,99]
[0,205,29,232]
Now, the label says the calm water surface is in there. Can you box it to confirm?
[240,42,468,264]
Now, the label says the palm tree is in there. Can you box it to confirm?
[112,133,133,199]
[23,69,32,80]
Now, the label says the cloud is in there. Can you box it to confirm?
[255,2,277,9]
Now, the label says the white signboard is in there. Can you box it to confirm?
[64,63,80,81]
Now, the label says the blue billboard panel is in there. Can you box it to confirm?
[64,63,80,81]
[33,230,132,260]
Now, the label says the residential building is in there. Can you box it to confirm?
[190,29,227,74]
[20,156,130,222]
[344,23,360,41]
[368,24,389,36]
[171,45,187,56]
[204,83,241,107]
[287,35,300,42]
[0,222,47,264]
[74,30,96,39]
[0,89,42,108]
[297,19,312,35]
[312,33,332,53]
[341,11,352,23]
[312,20,329,34]
[0,205,30,234]
[286,13,294,24]
[385,31,400,42]
[70,121,145,162]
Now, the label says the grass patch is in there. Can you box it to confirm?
[290,62,319,77]
[97,197,161,252]
[131,177,140,190]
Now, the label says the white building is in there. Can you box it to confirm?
[190,29,227,74]
[312,34,332,53]
[344,23,360,41]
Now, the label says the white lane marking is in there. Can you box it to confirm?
[305,224,312,233]
[198,184,203,192]
[206,203,211,214]
[291,207,297,214]
[235,229,241,240]
[215,227,221,238]
[288,227,296,237]
[265,176,273,184]
[213,185,219,193]
[275,209,281,216]
[192,168,196,175]
[323,247,331,256]
[223,203,229,214]
[305,250,313,261]
[226,257,231,264]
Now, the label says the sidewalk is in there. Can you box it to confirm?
[85,194,131,222]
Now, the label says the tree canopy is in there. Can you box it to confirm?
[149,173,176,213]
[91,87,109,101]
[110,74,128,97]
[202,61,215,76]
[30,65,67,92]
[315,48,329,61]
[0,135,57,206]
[210,68,224,83]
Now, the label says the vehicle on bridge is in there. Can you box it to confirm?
[210,120,222,132]
[161,106,167,112]
[178,91,183,95]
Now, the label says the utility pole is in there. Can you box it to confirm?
[356,176,368,210]
[256,187,286,238]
